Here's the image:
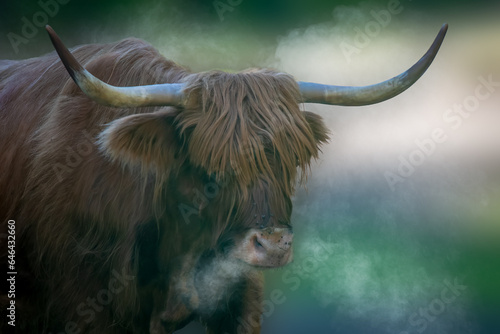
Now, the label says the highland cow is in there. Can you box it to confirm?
[0,24,447,333]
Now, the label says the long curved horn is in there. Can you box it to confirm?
[298,24,448,106]
[45,25,185,108]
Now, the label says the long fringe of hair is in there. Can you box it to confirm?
[178,69,324,207]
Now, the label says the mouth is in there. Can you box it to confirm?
[238,259,289,270]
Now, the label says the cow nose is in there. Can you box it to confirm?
[278,230,293,251]
[254,227,293,253]
[235,227,294,268]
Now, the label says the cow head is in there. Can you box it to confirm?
[44,25,447,269]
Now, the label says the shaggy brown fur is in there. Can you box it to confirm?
[0,35,328,333]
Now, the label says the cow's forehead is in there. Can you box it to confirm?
[176,69,320,194]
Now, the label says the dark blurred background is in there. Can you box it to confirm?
[1,0,499,333]
[0,0,497,60]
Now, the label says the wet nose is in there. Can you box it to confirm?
[255,227,293,252]
[278,229,293,251]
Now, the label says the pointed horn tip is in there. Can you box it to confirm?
[435,24,448,43]
[45,25,85,81]
[427,23,448,58]
[439,23,449,39]
[45,25,58,43]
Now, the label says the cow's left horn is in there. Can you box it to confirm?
[298,24,448,106]
[46,25,185,108]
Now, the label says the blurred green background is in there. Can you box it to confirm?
[1,0,499,333]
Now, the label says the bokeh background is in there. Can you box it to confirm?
[1,0,499,333]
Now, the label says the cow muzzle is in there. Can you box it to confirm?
[233,227,293,268]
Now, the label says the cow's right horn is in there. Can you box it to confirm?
[46,25,185,108]
[298,24,448,106]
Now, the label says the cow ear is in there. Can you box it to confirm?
[98,110,181,171]
[303,111,330,146]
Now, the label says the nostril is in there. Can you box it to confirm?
[253,237,265,252]
[281,233,293,247]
